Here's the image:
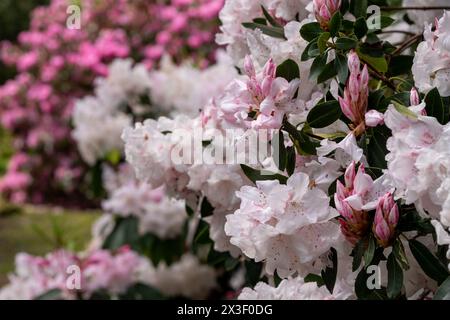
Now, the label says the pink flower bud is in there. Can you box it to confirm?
[263,58,276,78]
[347,51,360,75]
[244,55,255,78]
[365,110,384,127]
[410,88,420,106]
[314,0,341,30]
[373,193,399,247]
[344,161,356,189]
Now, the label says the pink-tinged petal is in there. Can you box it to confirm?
[339,95,355,122]
[365,110,384,127]
[375,218,390,242]
[354,166,374,195]
[259,96,275,115]
[347,51,360,75]
[410,87,420,106]
[345,194,364,211]
[344,161,356,189]
[244,55,255,78]
[263,58,276,78]
[388,205,399,227]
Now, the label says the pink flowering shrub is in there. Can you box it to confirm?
[0,0,223,205]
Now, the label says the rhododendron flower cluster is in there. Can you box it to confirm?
[3,0,450,301]
[0,0,223,205]
[0,247,147,300]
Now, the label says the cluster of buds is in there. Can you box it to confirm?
[339,51,369,136]
[335,161,372,244]
[244,55,276,103]
[373,193,399,247]
[313,0,342,30]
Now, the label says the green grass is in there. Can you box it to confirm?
[0,203,100,286]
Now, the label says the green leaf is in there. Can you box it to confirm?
[305,274,325,287]
[387,252,403,299]
[357,47,388,73]
[276,59,300,82]
[380,16,395,29]
[194,220,211,245]
[367,126,390,170]
[309,53,328,82]
[240,164,288,184]
[425,88,446,124]
[300,22,322,42]
[434,277,450,300]
[393,239,410,270]
[102,217,139,251]
[34,289,62,300]
[351,0,368,18]
[273,130,287,172]
[336,37,358,50]
[329,12,342,37]
[119,283,165,300]
[200,197,214,217]
[335,53,349,84]
[224,257,240,271]
[301,38,319,61]
[321,247,338,294]
[307,100,342,128]
[318,32,330,54]
[388,55,414,77]
[364,235,376,267]
[354,17,368,39]
[318,61,338,83]
[242,22,286,39]
[398,210,434,235]
[261,5,281,27]
[245,260,263,286]
[409,239,449,284]
[286,146,296,176]
[351,238,366,272]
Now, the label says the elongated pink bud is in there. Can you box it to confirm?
[373,193,399,247]
[263,58,276,78]
[244,55,255,78]
[314,0,341,30]
[344,161,356,189]
[410,88,420,106]
[347,51,360,75]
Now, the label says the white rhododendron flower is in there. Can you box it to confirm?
[225,172,341,277]
[239,277,352,300]
[413,11,450,97]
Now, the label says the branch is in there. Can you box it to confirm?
[380,6,450,11]
[391,34,423,56]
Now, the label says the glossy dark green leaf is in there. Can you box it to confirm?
[409,239,449,284]
[261,5,281,27]
[335,53,349,84]
[329,12,342,37]
[364,235,376,267]
[336,37,358,50]
[240,164,288,184]
[425,88,446,124]
[242,22,286,39]
[387,252,403,299]
[300,22,322,42]
[321,247,338,293]
[276,59,300,82]
[434,277,450,300]
[307,100,342,128]
[354,17,368,39]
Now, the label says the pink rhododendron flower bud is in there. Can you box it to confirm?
[339,51,369,136]
[335,162,375,244]
[410,87,420,106]
[373,193,399,247]
[365,110,385,127]
[244,55,256,78]
[314,0,341,30]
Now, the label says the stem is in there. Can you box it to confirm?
[365,65,396,91]
[378,30,416,36]
[391,34,423,56]
[380,6,450,11]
